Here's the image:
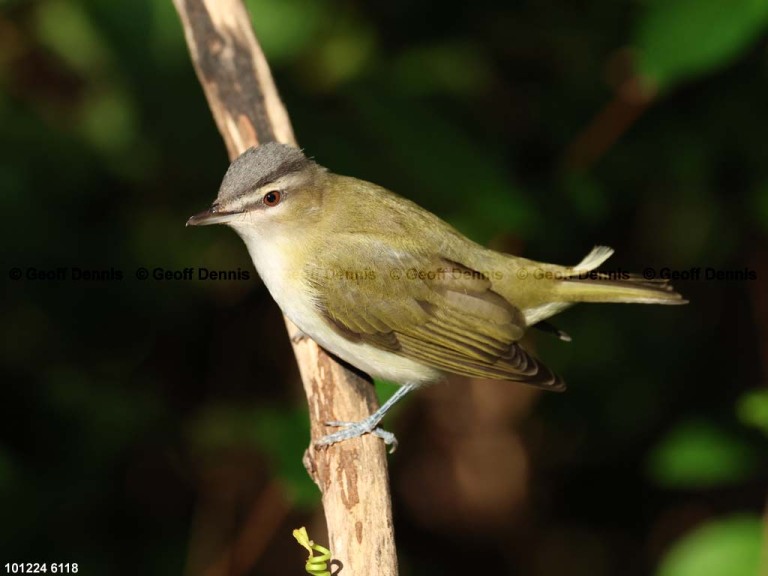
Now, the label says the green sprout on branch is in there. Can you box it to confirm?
[292,526,332,576]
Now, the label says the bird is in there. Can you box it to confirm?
[188,142,686,450]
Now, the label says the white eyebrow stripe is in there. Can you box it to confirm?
[224,172,308,212]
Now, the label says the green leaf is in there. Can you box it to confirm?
[736,388,768,437]
[35,0,111,74]
[647,419,757,488]
[635,0,768,92]
[657,515,762,576]
[244,0,326,63]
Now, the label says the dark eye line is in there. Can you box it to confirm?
[232,188,286,212]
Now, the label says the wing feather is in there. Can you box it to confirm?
[306,236,564,390]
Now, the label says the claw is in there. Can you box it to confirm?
[312,383,416,453]
[316,421,399,453]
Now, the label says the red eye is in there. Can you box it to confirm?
[263,190,282,207]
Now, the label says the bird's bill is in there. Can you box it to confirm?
[186,207,240,226]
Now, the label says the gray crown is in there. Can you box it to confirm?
[217,142,315,201]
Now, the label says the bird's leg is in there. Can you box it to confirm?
[315,383,416,453]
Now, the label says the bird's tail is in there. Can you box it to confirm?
[553,246,687,305]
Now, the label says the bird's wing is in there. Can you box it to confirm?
[305,236,563,390]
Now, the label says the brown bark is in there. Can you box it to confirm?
[172,1,398,573]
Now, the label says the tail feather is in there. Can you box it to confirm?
[571,245,614,274]
[558,277,687,304]
[556,246,687,305]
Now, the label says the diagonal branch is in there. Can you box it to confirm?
[172,1,398,574]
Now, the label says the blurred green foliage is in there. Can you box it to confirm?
[1,0,767,574]
[647,419,758,488]
[635,0,768,93]
[657,515,763,576]
[737,388,768,437]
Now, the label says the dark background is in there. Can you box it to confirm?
[2,0,767,574]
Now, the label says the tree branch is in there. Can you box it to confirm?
[172,1,398,574]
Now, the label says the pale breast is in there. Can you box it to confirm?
[238,229,441,386]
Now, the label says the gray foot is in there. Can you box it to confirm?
[314,383,416,453]
[316,418,398,453]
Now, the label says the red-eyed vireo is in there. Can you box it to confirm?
[188,142,686,450]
